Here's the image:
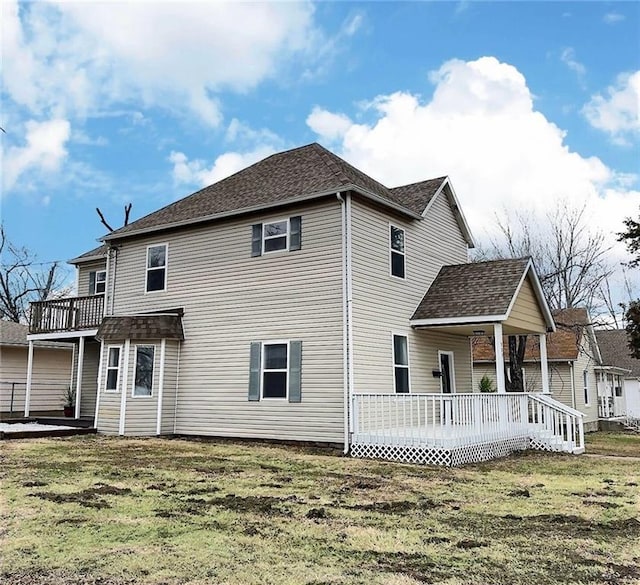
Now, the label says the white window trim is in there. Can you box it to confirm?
[145,243,168,294]
[95,270,107,295]
[261,339,290,400]
[438,350,456,394]
[389,223,406,280]
[262,218,290,255]
[104,345,122,393]
[392,332,411,394]
[132,344,155,398]
[583,369,591,406]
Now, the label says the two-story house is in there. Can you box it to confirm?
[25,144,584,465]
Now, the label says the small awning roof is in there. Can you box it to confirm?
[410,258,555,335]
[97,315,184,342]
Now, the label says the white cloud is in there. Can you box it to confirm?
[604,12,625,24]
[2,118,71,192]
[305,56,638,265]
[169,145,277,189]
[560,47,586,85]
[3,0,323,125]
[583,71,640,144]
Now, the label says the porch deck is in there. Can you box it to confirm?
[351,392,584,466]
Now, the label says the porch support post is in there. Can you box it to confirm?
[75,336,85,418]
[25,340,34,417]
[493,323,506,393]
[540,333,550,394]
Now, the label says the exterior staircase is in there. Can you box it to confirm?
[527,393,585,454]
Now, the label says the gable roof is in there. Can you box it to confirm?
[472,308,592,362]
[410,258,554,330]
[99,143,473,246]
[596,329,640,377]
[0,320,73,350]
[69,244,108,265]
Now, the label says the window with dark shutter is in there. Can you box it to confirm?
[251,217,302,256]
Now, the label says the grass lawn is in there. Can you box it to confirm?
[1,432,639,585]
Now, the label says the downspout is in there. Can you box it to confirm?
[337,193,350,454]
[107,245,118,316]
[345,194,355,441]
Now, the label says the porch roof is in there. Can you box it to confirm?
[410,258,555,335]
[97,315,184,342]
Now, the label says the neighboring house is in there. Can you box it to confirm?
[25,143,584,465]
[0,321,73,418]
[472,308,601,432]
[595,329,640,419]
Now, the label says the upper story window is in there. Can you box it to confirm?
[252,216,301,256]
[583,370,590,405]
[390,225,405,279]
[89,270,106,295]
[146,244,167,292]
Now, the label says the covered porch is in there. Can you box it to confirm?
[350,258,585,466]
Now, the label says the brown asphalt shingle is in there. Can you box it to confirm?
[103,143,446,241]
[69,244,107,264]
[472,308,590,362]
[411,258,531,321]
[0,320,74,349]
[97,315,184,342]
[596,329,640,377]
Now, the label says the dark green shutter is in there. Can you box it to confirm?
[251,224,263,257]
[289,216,302,251]
[248,342,262,401]
[288,340,302,403]
[89,271,96,295]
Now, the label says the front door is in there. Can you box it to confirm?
[439,351,455,394]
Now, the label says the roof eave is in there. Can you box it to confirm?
[68,253,107,265]
[102,185,421,243]
[411,315,506,328]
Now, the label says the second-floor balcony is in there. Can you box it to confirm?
[30,294,104,335]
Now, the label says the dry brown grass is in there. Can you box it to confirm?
[1,433,639,585]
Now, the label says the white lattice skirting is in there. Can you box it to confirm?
[351,436,531,467]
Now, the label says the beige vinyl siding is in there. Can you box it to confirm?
[78,260,107,296]
[506,277,547,333]
[571,345,599,424]
[0,345,73,414]
[160,341,180,435]
[70,340,100,418]
[110,199,344,443]
[350,192,471,394]
[96,343,122,434]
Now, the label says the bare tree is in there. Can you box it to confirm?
[0,226,71,323]
[96,203,132,232]
[473,201,614,391]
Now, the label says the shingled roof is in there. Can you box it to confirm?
[596,329,640,377]
[102,143,453,242]
[69,244,108,265]
[472,308,592,362]
[1,320,73,350]
[411,258,534,322]
[97,315,184,342]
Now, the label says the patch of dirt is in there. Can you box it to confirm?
[306,507,328,519]
[1,570,137,584]
[372,551,437,583]
[507,488,530,497]
[22,480,47,487]
[207,494,294,516]
[55,518,87,525]
[456,539,489,549]
[30,484,131,510]
[583,500,622,509]
[572,490,625,498]
[349,498,440,514]
[423,535,450,544]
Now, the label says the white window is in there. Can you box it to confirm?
[146,244,167,292]
[262,342,288,399]
[393,334,410,393]
[133,345,155,397]
[105,346,121,392]
[95,270,106,294]
[390,225,405,279]
[263,220,289,253]
[583,370,590,405]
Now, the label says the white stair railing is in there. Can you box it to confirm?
[527,393,585,454]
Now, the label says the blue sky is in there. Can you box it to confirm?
[2,1,639,296]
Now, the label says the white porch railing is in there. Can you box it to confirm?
[351,392,584,456]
